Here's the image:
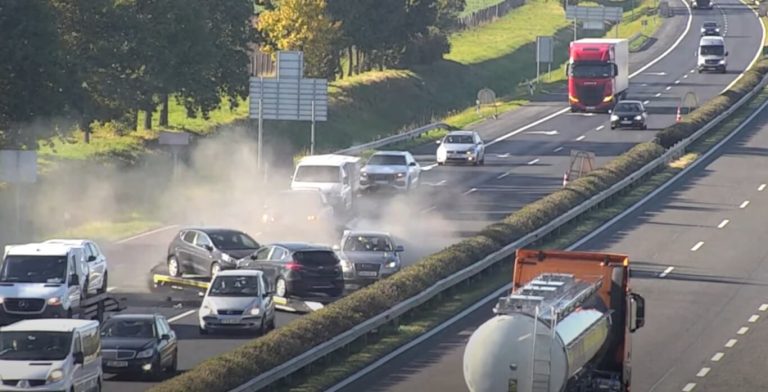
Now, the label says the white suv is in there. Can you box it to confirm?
[45,239,109,296]
[360,151,421,192]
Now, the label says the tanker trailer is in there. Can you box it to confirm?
[463,249,645,392]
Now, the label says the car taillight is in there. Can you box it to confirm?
[286,262,302,271]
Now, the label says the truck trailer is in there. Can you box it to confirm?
[567,39,630,113]
[463,249,645,392]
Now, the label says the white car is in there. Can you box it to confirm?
[44,239,109,296]
[436,131,486,166]
[198,269,276,335]
[360,151,421,192]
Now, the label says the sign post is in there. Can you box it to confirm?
[0,150,37,238]
[565,5,623,38]
[536,36,554,82]
[249,51,329,165]
[159,131,190,180]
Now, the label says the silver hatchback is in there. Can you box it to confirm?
[198,270,276,335]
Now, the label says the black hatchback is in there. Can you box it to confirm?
[610,100,648,130]
[236,242,344,298]
[166,227,261,277]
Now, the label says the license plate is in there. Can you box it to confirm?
[107,361,128,367]
[621,120,632,124]
[586,106,595,110]
[376,180,389,184]
[358,271,378,277]
[221,318,240,324]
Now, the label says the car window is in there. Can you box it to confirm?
[343,235,394,252]
[100,319,156,338]
[195,233,212,248]
[182,231,196,243]
[208,231,259,250]
[294,250,339,266]
[255,247,272,260]
[86,243,97,258]
[367,154,407,166]
[271,247,288,261]
[73,332,82,353]
[260,275,268,295]
[155,317,168,336]
[445,135,474,144]
[208,275,261,297]
[293,165,339,183]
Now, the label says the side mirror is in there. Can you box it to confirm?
[332,244,341,251]
[266,290,275,297]
[395,245,405,252]
[161,334,171,341]
[87,255,96,262]
[203,244,213,251]
[725,51,729,56]
[69,274,79,287]
[250,254,258,260]
[73,352,84,365]
[409,162,417,166]
[607,109,612,114]
[629,292,645,332]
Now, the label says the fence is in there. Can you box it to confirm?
[458,0,526,30]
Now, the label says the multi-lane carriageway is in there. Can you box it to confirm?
[100,0,763,389]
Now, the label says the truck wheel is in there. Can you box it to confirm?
[210,262,221,277]
[275,278,287,298]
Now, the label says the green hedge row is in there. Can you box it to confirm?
[149,58,768,392]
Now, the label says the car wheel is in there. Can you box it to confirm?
[258,318,267,335]
[642,124,648,130]
[210,262,221,277]
[81,278,89,299]
[275,277,287,298]
[166,350,178,374]
[150,355,164,381]
[269,317,277,330]
[98,272,108,294]
[168,256,181,277]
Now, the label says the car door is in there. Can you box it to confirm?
[406,153,420,183]
[176,231,197,270]
[67,255,82,308]
[71,331,85,391]
[474,133,485,158]
[266,247,289,282]
[192,232,215,273]
[155,316,175,367]
[85,243,104,292]
[259,274,275,321]
[78,327,101,391]
[339,165,351,209]
[244,246,275,276]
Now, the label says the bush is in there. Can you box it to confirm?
[149,59,768,392]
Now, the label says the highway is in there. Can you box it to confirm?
[332,33,768,392]
[99,0,765,388]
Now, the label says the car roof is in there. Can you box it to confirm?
[214,269,264,277]
[1,319,98,332]
[106,313,158,321]
[617,100,643,105]
[44,239,91,246]
[4,243,80,256]
[344,230,393,237]
[703,21,718,25]
[372,151,409,156]
[181,227,248,235]
[297,154,360,166]
[700,36,725,44]
[446,130,477,136]
[270,242,334,251]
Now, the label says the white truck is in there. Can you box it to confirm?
[290,154,362,214]
[697,35,728,73]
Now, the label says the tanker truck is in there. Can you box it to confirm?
[463,249,645,392]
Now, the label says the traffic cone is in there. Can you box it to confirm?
[676,106,682,123]
[562,172,569,188]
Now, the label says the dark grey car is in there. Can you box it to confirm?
[333,230,404,291]
[166,227,261,277]
[609,100,648,130]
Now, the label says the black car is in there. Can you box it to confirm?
[236,242,344,298]
[166,227,261,277]
[100,314,178,379]
[610,100,648,130]
[701,22,720,36]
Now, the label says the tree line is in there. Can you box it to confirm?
[1,0,468,148]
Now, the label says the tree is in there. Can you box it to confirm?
[435,0,465,32]
[0,0,68,148]
[258,0,342,79]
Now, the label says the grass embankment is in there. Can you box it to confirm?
[280,69,768,392]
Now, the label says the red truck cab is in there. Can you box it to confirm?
[567,39,629,113]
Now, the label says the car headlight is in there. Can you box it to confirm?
[307,215,317,221]
[610,114,619,121]
[0,297,4,304]
[396,172,406,178]
[249,306,261,316]
[200,304,215,316]
[465,150,474,155]
[47,368,64,383]
[602,95,613,103]
[361,172,368,177]
[340,259,352,272]
[136,347,155,359]
[46,297,61,306]
[221,253,233,263]
[385,261,399,269]
[634,115,642,120]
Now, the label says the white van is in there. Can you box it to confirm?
[697,36,728,73]
[0,319,102,391]
[0,243,88,326]
[290,154,362,213]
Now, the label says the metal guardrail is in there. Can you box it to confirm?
[334,122,449,156]
[230,73,768,392]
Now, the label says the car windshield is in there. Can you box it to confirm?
[615,103,642,112]
[570,63,613,78]
[367,154,406,166]
[293,165,339,183]
[700,45,724,55]
[268,192,325,210]
[0,331,72,361]
[100,319,156,339]
[208,231,259,250]
[0,256,68,284]
[208,275,261,297]
[445,135,474,144]
[703,23,717,28]
[343,235,394,252]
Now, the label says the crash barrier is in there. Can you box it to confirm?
[148,59,768,392]
[334,122,449,156]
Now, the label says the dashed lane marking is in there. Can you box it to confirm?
[759,184,766,191]
[682,383,696,391]
[660,266,674,277]
[463,188,477,195]
[749,314,760,323]
[527,158,540,165]
[737,327,749,335]
[553,146,564,152]
[168,310,196,323]
[760,304,768,312]
[644,100,650,105]
[655,92,662,97]
[717,219,729,229]
[666,86,672,90]
[675,80,681,84]
[497,170,513,179]
[725,339,738,348]
[691,241,704,251]
[711,352,724,361]
[576,135,586,141]
[696,368,711,377]
[596,125,605,131]
[740,200,750,208]
[420,206,436,214]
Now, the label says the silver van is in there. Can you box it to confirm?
[697,35,728,73]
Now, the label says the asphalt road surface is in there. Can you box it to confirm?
[101,0,764,388]
[333,60,768,391]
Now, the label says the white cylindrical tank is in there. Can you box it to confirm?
[463,308,610,392]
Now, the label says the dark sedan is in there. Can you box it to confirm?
[100,314,178,380]
[701,22,721,36]
[610,100,648,130]
[166,227,261,277]
[236,242,344,299]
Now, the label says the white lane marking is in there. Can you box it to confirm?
[696,368,711,377]
[720,1,765,94]
[421,163,438,171]
[526,130,560,136]
[643,100,650,105]
[596,125,605,131]
[553,146,564,152]
[759,184,766,191]
[517,333,531,341]
[115,225,180,244]
[463,188,477,195]
[683,74,688,79]
[690,69,695,73]
[420,206,436,214]
[484,2,693,149]
[527,158,540,165]
[737,327,749,335]
[675,80,681,84]
[740,200,750,208]
[576,135,586,141]
[666,86,672,90]
[436,180,446,186]
[761,304,768,312]
[717,219,729,228]
[168,310,196,323]
[495,153,511,158]
[691,241,704,251]
[497,170,513,179]
[725,339,738,348]
[660,266,674,278]
[711,352,724,361]
[683,383,696,392]
[655,92,662,97]
[749,314,760,323]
